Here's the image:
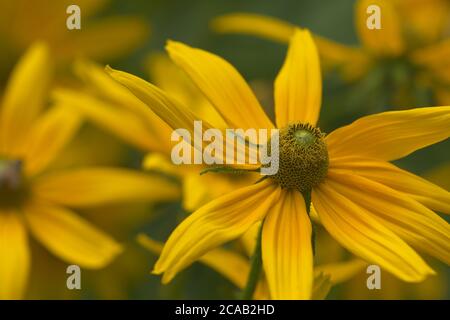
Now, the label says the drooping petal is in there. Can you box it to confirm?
[153,179,281,283]
[24,202,122,269]
[262,190,313,299]
[0,212,30,299]
[32,168,180,207]
[312,179,435,282]
[324,170,450,265]
[106,66,214,132]
[0,42,52,155]
[275,29,322,127]
[355,0,405,57]
[106,66,257,167]
[166,40,274,129]
[23,105,82,176]
[326,107,450,161]
[330,157,450,214]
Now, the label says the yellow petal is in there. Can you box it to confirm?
[0,212,29,299]
[315,259,366,284]
[32,168,180,207]
[312,177,435,282]
[262,190,313,299]
[166,40,274,129]
[326,170,450,265]
[211,13,295,43]
[326,107,450,161]
[137,233,269,299]
[53,88,166,153]
[54,17,149,62]
[330,157,450,214]
[0,42,52,155]
[24,202,121,269]
[275,29,322,127]
[153,179,280,283]
[23,105,82,176]
[355,0,405,57]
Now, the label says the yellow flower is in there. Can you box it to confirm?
[137,233,366,300]
[0,0,148,70]
[54,56,256,212]
[0,43,179,299]
[104,28,450,299]
[211,0,450,104]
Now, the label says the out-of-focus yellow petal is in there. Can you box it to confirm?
[275,29,321,127]
[211,13,371,82]
[394,0,450,44]
[355,0,404,57]
[166,41,274,129]
[137,234,269,299]
[32,168,180,207]
[0,212,29,299]
[54,17,149,62]
[153,179,280,283]
[411,38,450,71]
[330,157,450,214]
[142,153,196,178]
[0,42,52,155]
[211,13,295,43]
[23,105,82,176]
[183,172,258,212]
[326,170,450,265]
[262,190,313,299]
[326,107,450,161]
[74,60,173,139]
[24,202,121,269]
[313,178,435,282]
[315,259,366,284]
[53,88,165,153]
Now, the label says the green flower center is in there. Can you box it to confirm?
[0,159,29,208]
[269,123,329,192]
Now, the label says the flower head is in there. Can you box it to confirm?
[106,29,450,299]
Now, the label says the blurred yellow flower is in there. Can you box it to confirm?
[105,28,450,299]
[211,0,450,104]
[0,43,179,299]
[0,0,148,76]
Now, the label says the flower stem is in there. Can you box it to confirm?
[240,221,264,300]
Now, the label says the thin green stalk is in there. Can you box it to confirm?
[240,222,264,300]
